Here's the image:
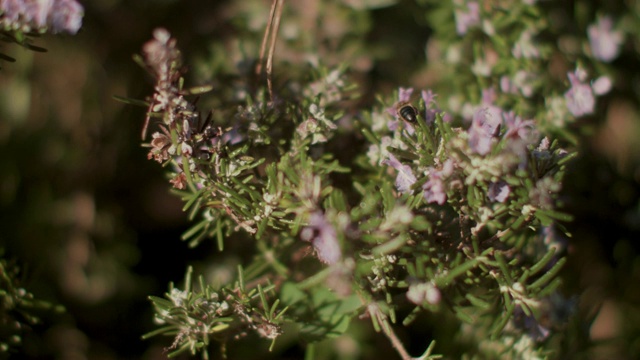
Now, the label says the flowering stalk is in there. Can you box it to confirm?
[0,0,83,66]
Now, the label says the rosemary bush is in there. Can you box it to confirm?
[128,0,627,358]
[2,0,639,359]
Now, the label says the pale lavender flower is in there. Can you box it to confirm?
[398,87,413,103]
[383,153,416,194]
[387,87,414,118]
[564,69,595,117]
[421,89,438,123]
[23,0,51,28]
[0,0,83,34]
[49,0,83,34]
[503,111,535,142]
[422,160,453,205]
[301,212,341,265]
[488,181,510,203]
[0,1,25,22]
[468,106,502,155]
[423,175,446,205]
[143,28,179,81]
[592,76,612,95]
[500,76,518,95]
[588,16,623,63]
[482,87,497,104]
[421,89,436,106]
[454,1,480,35]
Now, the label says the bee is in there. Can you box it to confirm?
[396,103,419,123]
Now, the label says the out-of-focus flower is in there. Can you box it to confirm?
[545,96,569,127]
[49,0,83,34]
[297,118,327,144]
[503,112,535,142]
[501,72,535,99]
[386,87,414,118]
[471,55,492,77]
[454,1,480,35]
[530,177,560,210]
[407,282,441,305]
[564,69,595,117]
[468,107,502,155]
[588,16,623,63]
[304,69,347,106]
[367,136,392,166]
[422,160,453,205]
[423,175,446,205]
[488,181,510,203]
[0,0,83,34]
[591,76,612,95]
[383,154,416,194]
[421,89,438,123]
[512,29,540,59]
[398,87,413,103]
[295,104,337,144]
[143,28,180,83]
[300,212,341,265]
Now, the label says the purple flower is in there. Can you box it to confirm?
[422,160,453,205]
[468,106,502,155]
[421,89,438,124]
[454,1,480,35]
[588,16,623,63]
[387,87,414,118]
[23,0,51,27]
[0,0,83,34]
[564,69,595,117]
[300,212,341,265]
[423,177,446,205]
[383,153,417,194]
[398,87,413,103]
[592,76,612,95]
[1,1,24,22]
[481,87,497,104]
[503,111,535,143]
[500,76,517,94]
[501,71,535,98]
[421,89,436,105]
[488,181,510,203]
[49,0,84,34]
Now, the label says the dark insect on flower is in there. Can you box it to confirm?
[397,103,419,123]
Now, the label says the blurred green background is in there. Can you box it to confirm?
[0,0,639,358]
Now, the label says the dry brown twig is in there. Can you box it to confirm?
[256,0,284,102]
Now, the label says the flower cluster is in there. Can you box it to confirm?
[142,28,227,190]
[0,0,83,34]
[423,0,625,137]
